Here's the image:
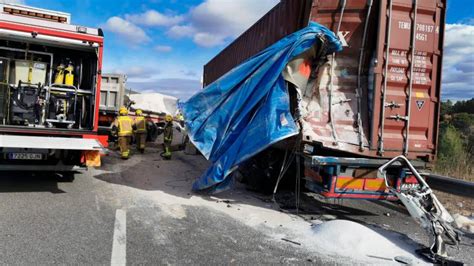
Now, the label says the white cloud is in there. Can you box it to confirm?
[110,65,160,79]
[166,24,196,38]
[193,32,225,47]
[168,0,279,47]
[442,24,474,100]
[154,45,172,52]
[190,0,278,37]
[103,1,278,48]
[181,70,198,77]
[125,10,183,27]
[0,0,25,4]
[102,16,150,44]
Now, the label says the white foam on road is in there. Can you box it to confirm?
[111,209,127,266]
[305,220,427,264]
[453,213,474,234]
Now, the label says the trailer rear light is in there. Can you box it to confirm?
[3,7,68,23]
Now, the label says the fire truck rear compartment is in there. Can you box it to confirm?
[0,38,98,130]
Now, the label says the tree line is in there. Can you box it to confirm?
[436,98,473,180]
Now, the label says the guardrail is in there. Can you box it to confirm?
[422,174,474,199]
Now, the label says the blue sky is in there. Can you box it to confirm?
[9,0,474,100]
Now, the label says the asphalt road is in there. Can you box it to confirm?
[0,141,472,265]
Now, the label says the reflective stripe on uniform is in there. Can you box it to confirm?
[134,116,147,133]
[118,116,133,136]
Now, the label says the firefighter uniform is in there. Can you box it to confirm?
[113,107,134,159]
[176,112,184,127]
[134,109,147,153]
[162,114,173,160]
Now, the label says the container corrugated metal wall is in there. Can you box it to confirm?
[203,0,446,162]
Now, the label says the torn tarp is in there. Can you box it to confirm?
[183,22,342,193]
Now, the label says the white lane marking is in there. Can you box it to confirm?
[95,195,101,211]
[111,209,126,266]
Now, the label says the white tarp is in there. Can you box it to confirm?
[129,93,178,115]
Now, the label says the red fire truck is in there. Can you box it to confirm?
[0,3,106,173]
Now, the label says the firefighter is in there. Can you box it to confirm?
[134,109,147,153]
[161,114,173,160]
[176,112,184,127]
[113,106,134,159]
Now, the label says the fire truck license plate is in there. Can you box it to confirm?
[8,153,42,160]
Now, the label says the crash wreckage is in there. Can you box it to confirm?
[183,0,461,263]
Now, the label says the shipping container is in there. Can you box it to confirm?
[203,0,446,162]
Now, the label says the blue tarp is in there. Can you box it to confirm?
[183,22,342,193]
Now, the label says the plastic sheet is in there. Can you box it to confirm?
[183,22,342,192]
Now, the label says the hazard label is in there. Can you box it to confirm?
[416,100,425,111]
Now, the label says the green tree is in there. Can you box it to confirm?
[438,125,464,160]
[452,98,474,114]
[436,98,474,180]
[451,113,474,136]
[440,99,453,118]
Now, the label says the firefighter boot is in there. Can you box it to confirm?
[162,144,172,160]
[118,136,131,159]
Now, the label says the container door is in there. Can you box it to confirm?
[374,0,444,160]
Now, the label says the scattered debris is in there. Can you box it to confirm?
[384,212,391,217]
[366,255,393,261]
[281,238,301,246]
[321,214,336,220]
[453,213,474,234]
[394,256,413,264]
[227,204,231,208]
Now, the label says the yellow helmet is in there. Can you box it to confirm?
[165,114,173,122]
[136,109,143,116]
[119,106,128,115]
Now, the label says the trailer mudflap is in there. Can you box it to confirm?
[82,150,101,167]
